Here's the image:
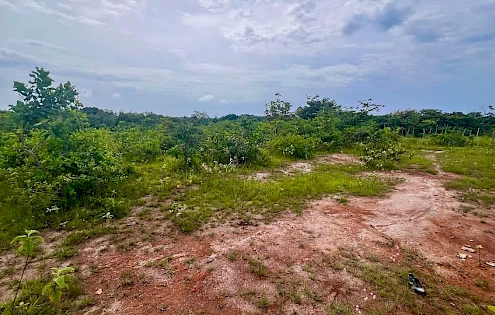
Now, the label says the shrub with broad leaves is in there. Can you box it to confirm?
[360,128,409,169]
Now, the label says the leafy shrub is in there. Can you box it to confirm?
[49,129,132,207]
[203,123,268,166]
[168,124,204,169]
[428,132,469,147]
[360,128,408,169]
[268,134,318,159]
[115,128,164,163]
[343,122,379,145]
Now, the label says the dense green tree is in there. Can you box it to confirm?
[10,67,81,131]
[295,95,340,119]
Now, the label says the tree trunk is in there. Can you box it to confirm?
[19,132,44,172]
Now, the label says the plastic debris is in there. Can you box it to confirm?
[457,253,467,260]
[408,273,426,295]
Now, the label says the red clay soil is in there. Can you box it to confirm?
[70,169,495,314]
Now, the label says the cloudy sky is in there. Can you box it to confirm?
[0,0,494,116]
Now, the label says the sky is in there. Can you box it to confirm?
[0,0,494,117]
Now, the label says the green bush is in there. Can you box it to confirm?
[115,128,163,163]
[428,132,470,147]
[203,123,268,166]
[360,128,408,169]
[268,134,318,159]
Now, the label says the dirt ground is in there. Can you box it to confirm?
[1,154,494,314]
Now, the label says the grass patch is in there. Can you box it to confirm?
[326,300,354,315]
[257,294,272,309]
[398,151,438,174]
[167,164,392,232]
[247,257,269,278]
[438,147,495,206]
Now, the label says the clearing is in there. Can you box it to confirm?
[1,153,494,314]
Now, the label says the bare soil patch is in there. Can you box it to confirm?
[70,169,494,314]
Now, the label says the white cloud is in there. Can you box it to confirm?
[198,94,214,102]
[112,92,121,98]
[80,88,92,97]
[219,99,227,103]
[0,0,14,8]
[56,2,72,11]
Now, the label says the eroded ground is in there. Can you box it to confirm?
[1,154,494,314]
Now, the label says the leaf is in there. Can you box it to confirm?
[54,276,67,289]
[488,305,495,314]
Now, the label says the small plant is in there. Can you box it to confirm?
[247,258,268,277]
[99,211,115,223]
[119,270,136,287]
[257,294,272,308]
[10,230,44,308]
[42,267,75,303]
[227,251,238,262]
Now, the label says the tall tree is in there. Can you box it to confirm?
[8,67,83,170]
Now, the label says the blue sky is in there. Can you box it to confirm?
[0,0,494,116]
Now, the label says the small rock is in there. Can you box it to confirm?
[486,262,495,268]
[461,246,476,253]
[204,254,217,264]
[457,253,467,260]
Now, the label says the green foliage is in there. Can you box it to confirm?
[115,128,166,163]
[202,121,268,166]
[9,68,82,132]
[264,93,292,120]
[11,230,44,257]
[169,123,203,169]
[360,128,409,169]
[428,132,470,147]
[42,267,75,303]
[268,134,318,159]
[295,95,341,119]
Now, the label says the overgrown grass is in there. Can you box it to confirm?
[166,164,393,232]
